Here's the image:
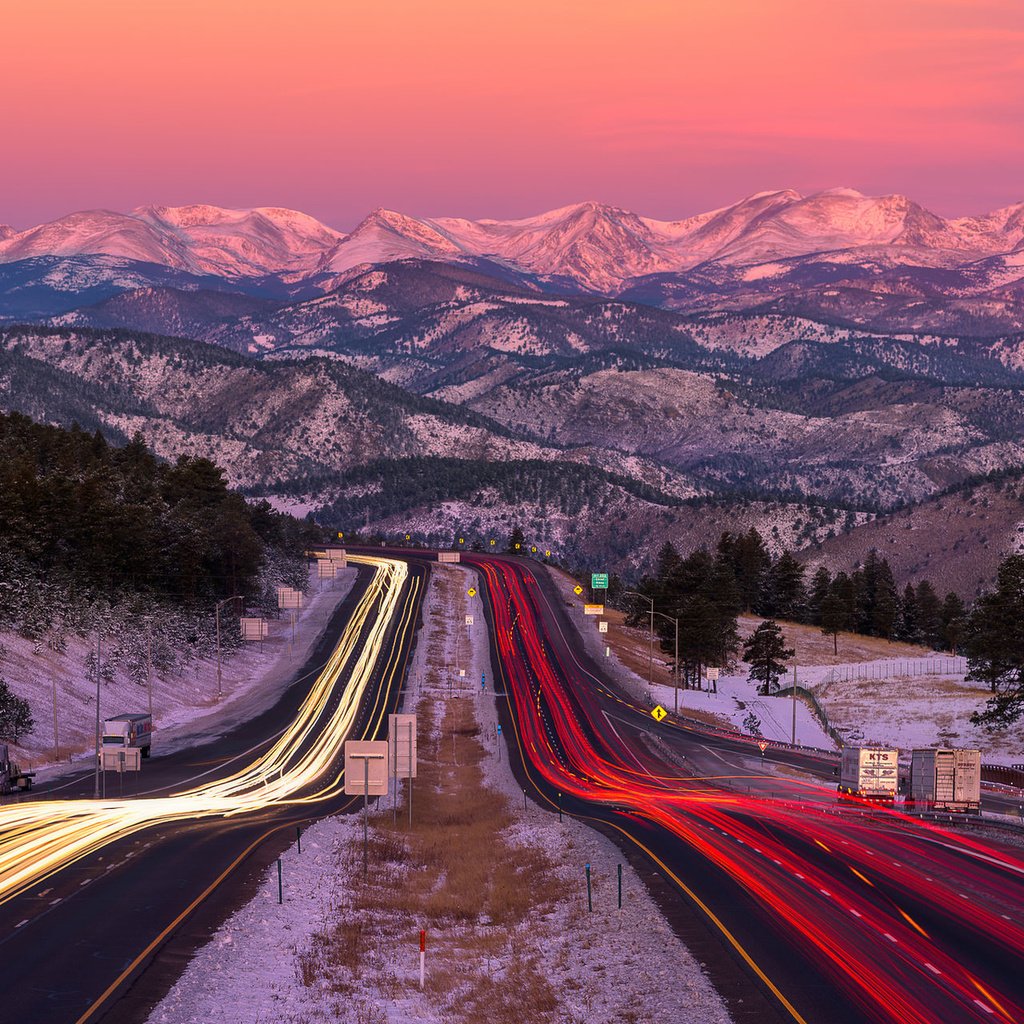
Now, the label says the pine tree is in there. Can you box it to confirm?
[820,592,847,655]
[507,525,525,554]
[768,551,806,621]
[0,677,33,743]
[915,580,942,649]
[808,566,832,626]
[940,592,966,654]
[743,620,794,695]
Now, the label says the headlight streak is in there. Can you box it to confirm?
[0,556,412,908]
[471,555,1024,1024]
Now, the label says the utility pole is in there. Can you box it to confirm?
[215,595,243,701]
[146,620,153,716]
[791,661,798,746]
[93,627,102,799]
[653,610,680,713]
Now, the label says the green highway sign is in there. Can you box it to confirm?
[591,573,609,590]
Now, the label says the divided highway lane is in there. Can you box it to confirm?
[468,554,1024,1024]
[0,554,425,1024]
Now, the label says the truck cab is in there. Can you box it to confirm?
[101,713,154,758]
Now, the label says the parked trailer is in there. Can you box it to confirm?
[838,746,898,804]
[0,743,34,795]
[908,748,981,813]
[102,713,154,758]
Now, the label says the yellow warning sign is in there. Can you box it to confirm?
[467,587,477,597]
[573,585,584,595]
[651,705,668,722]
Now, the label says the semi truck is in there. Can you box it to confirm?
[102,713,154,758]
[907,748,981,813]
[0,744,34,795]
[838,745,898,803]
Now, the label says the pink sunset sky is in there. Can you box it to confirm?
[2,0,1022,228]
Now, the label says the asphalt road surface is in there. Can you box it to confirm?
[466,553,1024,1024]
[0,554,426,1024]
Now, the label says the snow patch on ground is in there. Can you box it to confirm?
[148,565,733,1024]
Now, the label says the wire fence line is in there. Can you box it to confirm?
[821,657,966,685]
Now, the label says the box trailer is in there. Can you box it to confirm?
[908,748,981,813]
[838,746,898,803]
[0,744,34,795]
[102,713,154,758]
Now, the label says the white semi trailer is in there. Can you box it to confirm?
[908,748,981,813]
[838,746,899,804]
[102,713,154,758]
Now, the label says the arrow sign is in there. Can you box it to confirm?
[651,705,667,722]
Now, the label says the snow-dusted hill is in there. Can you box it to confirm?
[5,189,1023,300]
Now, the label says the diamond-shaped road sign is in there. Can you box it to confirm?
[467,587,477,597]
[573,584,584,596]
[651,705,668,722]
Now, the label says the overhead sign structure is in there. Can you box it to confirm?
[584,604,604,616]
[651,705,668,722]
[344,740,389,796]
[240,617,269,641]
[591,573,609,590]
[388,714,418,779]
[573,585,584,596]
[598,620,609,634]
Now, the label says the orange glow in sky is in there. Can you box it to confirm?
[1,0,1021,226]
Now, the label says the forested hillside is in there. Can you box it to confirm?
[0,411,319,641]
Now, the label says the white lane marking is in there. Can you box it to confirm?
[883,933,897,943]
[924,962,941,975]
[37,888,51,897]
[601,712,657,778]
[49,898,61,906]
[849,908,863,918]
[974,1000,994,1015]
[79,879,90,887]
[15,920,28,929]
[910,835,1024,878]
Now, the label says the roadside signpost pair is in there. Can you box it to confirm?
[344,713,418,875]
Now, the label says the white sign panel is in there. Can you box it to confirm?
[240,617,269,640]
[465,615,474,626]
[584,604,604,616]
[344,740,389,796]
[438,551,461,563]
[277,586,303,609]
[388,713,418,779]
[598,620,608,633]
[101,748,141,772]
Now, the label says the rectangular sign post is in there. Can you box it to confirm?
[344,740,389,876]
[598,620,608,634]
[591,573,609,590]
[388,713,417,826]
[583,604,605,616]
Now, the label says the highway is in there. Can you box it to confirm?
[468,553,1024,1024]
[0,554,424,1024]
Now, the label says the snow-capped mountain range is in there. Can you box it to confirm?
[3,189,1022,294]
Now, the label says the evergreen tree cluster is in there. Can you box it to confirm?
[0,411,319,610]
[630,530,965,682]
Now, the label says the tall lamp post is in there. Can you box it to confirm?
[624,591,655,694]
[215,595,243,701]
[653,611,680,713]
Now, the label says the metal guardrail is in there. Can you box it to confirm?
[982,763,1024,789]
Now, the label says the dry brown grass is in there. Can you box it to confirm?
[296,569,567,1021]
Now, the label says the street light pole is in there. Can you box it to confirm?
[214,595,243,701]
[653,611,680,713]
[624,591,655,694]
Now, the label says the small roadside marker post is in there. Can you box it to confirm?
[296,826,302,853]
[420,929,426,990]
[277,858,283,904]
[523,788,528,812]
[585,863,592,912]
[558,791,562,822]
[497,722,502,763]
[618,863,623,911]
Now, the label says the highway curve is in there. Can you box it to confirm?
[468,553,1024,1024]
[0,554,425,1024]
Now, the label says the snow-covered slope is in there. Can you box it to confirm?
[0,205,344,279]
[6,190,1023,294]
